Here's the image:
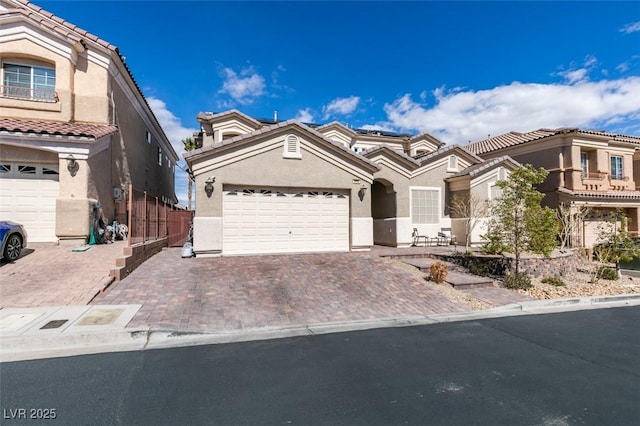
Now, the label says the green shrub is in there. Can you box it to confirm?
[480,233,505,255]
[503,271,532,290]
[597,266,618,280]
[541,276,565,287]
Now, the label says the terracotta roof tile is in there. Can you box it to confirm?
[557,187,640,200]
[447,155,520,179]
[468,128,640,155]
[0,118,118,139]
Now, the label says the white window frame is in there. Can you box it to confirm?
[145,130,151,144]
[410,186,440,225]
[447,155,458,172]
[157,147,162,166]
[610,155,623,180]
[487,181,503,200]
[580,152,589,177]
[283,134,301,159]
[2,60,56,102]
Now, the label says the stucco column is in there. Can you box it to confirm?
[56,154,92,244]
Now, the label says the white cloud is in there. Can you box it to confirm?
[379,76,640,144]
[294,108,314,123]
[218,66,266,105]
[323,96,360,119]
[620,21,640,34]
[147,96,199,206]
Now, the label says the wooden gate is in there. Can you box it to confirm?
[168,210,193,247]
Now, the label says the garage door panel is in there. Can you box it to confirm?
[223,187,349,255]
[0,164,59,242]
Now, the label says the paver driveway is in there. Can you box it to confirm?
[1,241,126,307]
[93,248,470,332]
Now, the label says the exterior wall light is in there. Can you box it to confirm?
[66,154,79,176]
[204,176,215,197]
[358,182,368,201]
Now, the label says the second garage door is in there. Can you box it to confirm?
[0,162,59,242]
[223,187,350,255]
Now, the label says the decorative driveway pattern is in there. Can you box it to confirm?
[93,248,470,332]
[1,242,126,307]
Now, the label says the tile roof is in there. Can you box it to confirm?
[362,145,420,167]
[0,118,118,139]
[468,128,640,155]
[557,187,640,200]
[196,109,262,127]
[447,155,520,179]
[185,120,381,171]
[414,144,484,164]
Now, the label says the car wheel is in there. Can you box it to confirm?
[4,234,22,261]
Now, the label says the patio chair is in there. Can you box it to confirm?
[411,228,429,247]
[437,227,457,246]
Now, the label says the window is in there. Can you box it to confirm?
[610,155,623,180]
[489,184,503,200]
[2,62,56,101]
[580,152,588,177]
[145,130,151,144]
[411,188,439,224]
[283,134,301,159]
[447,155,458,171]
[498,167,506,180]
[157,147,162,166]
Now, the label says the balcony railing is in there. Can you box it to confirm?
[608,174,629,182]
[580,172,605,180]
[0,85,58,102]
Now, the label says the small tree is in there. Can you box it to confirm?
[487,164,558,276]
[182,137,197,210]
[450,192,489,250]
[593,210,640,278]
[556,203,590,250]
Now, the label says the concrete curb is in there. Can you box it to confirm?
[2,294,639,362]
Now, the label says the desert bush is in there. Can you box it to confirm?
[429,261,448,283]
[503,271,532,290]
[541,276,566,287]
[597,266,618,281]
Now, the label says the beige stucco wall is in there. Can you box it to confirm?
[0,39,73,121]
[110,82,175,201]
[0,144,57,163]
[192,136,373,218]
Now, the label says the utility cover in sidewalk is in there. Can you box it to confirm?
[77,308,124,326]
[40,319,68,329]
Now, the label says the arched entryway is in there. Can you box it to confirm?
[371,178,399,246]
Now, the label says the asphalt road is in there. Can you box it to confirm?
[1,307,639,425]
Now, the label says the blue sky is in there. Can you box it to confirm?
[38,1,640,204]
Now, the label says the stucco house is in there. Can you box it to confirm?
[185,109,518,257]
[467,128,640,247]
[0,0,178,244]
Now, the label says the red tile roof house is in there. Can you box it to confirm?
[184,110,520,257]
[467,128,640,247]
[0,0,178,244]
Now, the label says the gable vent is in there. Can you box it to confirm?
[283,134,301,159]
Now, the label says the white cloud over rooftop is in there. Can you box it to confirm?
[322,96,360,119]
[218,66,266,105]
[377,76,640,144]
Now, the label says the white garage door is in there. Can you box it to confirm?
[0,162,59,242]
[223,187,350,255]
